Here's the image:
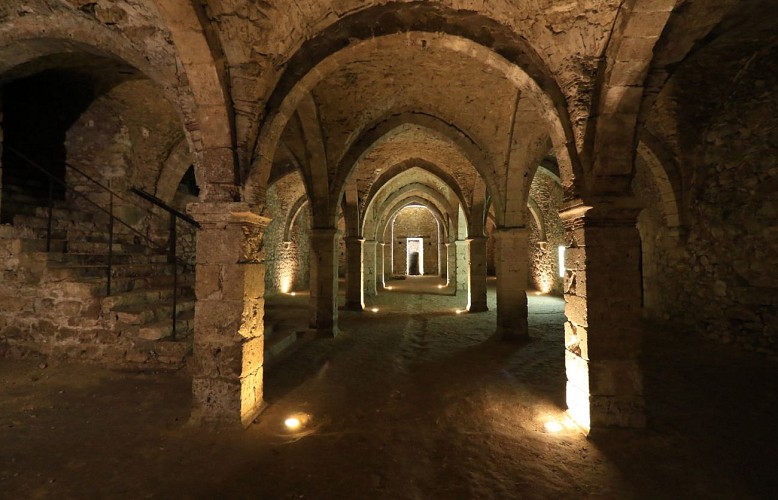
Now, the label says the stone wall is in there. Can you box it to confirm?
[263,173,310,294]
[637,48,778,354]
[528,171,564,294]
[0,225,187,368]
[391,206,439,276]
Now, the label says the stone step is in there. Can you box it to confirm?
[42,252,169,265]
[64,240,150,255]
[32,206,95,223]
[137,310,195,341]
[46,261,179,280]
[17,238,68,253]
[13,213,101,232]
[113,298,195,326]
[102,285,194,310]
[127,335,192,367]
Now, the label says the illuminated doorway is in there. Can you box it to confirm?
[406,238,423,275]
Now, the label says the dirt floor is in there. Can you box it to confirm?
[2,276,778,499]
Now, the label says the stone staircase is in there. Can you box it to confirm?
[1,196,195,369]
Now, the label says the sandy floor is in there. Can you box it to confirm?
[1,276,777,499]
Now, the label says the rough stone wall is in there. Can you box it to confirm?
[637,50,778,354]
[263,171,309,294]
[65,79,185,234]
[391,206,439,275]
[527,171,564,294]
[0,225,187,368]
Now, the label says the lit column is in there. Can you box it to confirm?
[383,240,393,285]
[560,198,645,431]
[378,243,387,289]
[446,241,456,288]
[188,202,269,428]
[309,227,339,336]
[344,236,364,310]
[494,227,529,339]
[455,239,468,293]
[468,236,488,312]
[438,241,447,279]
[364,239,378,297]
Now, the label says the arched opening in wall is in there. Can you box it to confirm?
[0,56,130,222]
[0,47,197,369]
[391,204,440,281]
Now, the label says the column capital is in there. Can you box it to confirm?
[344,236,365,244]
[187,202,269,228]
[560,197,642,224]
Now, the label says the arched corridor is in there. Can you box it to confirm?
[1,0,777,496]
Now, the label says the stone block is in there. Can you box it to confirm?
[196,226,243,265]
[191,376,242,426]
[589,395,646,428]
[565,350,589,395]
[564,294,588,327]
[192,340,243,378]
[589,360,643,397]
[195,264,222,300]
[194,299,243,338]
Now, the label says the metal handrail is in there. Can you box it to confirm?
[4,146,199,340]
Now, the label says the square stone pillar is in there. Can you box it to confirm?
[455,240,468,292]
[494,227,529,339]
[468,236,488,312]
[188,202,269,428]
[560,199,645,431]
[309,228,339,336]
[363,239,378,297]
[446,242,456,288]
[378,243,386,289]
[383,240,393,284]
[344,236,365,310]
[438,241,447,278]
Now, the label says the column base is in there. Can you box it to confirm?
[467,303,489,313]
[189,377,268,429]
[344,301,364,311]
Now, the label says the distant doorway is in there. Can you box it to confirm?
[406,238,423,275]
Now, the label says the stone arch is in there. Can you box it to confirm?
[362,160,468,231]
[636,138,682,230]
[153,0,237,201]
[155,139,195,204]
[284,195,310,243]
[375,194,451,245]
[247,29,583,206]
[527,198,547,243]
[584,0,677,195]
[334,112,498,215]
[368,182,456,243]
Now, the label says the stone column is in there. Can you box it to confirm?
[378,243,386,289]
[188,202,269,428]
[438,241,447,279]
[560,199,645,431]
[344,236,364,310]
[468,236,488,312]
[383,241,393,285]
[309,228,339,336]
[446,242,456,288]
[455,240,468,292]
[363,239,377,297]
[494,227,529,339]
